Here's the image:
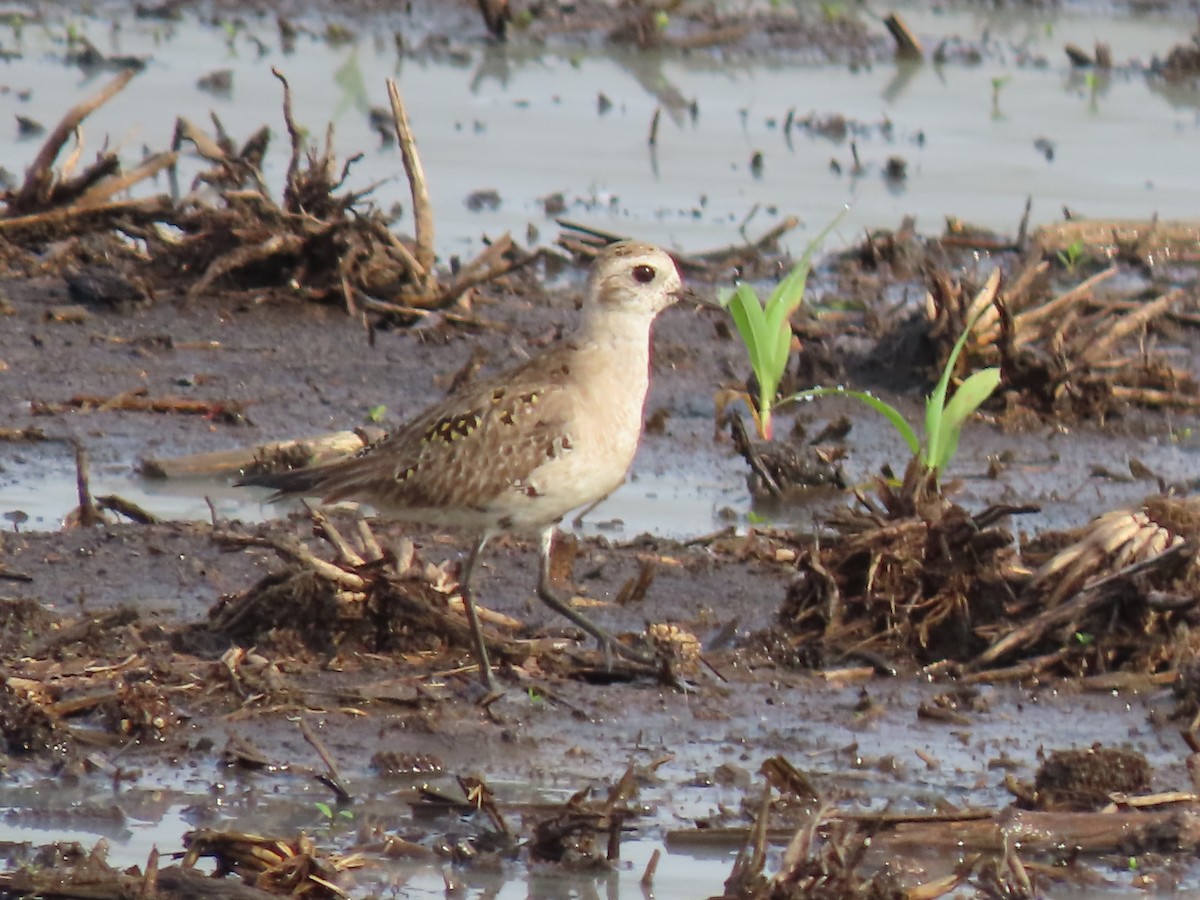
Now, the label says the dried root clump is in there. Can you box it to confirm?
[923,261,1199,422]
[0,70,180,276]
[208,511,517,670]
[721,760,904,900]
[182,829,364,898]
[528,761,648,868]
[0,70,522,323]
[976,494,1200,675]
[0,677,71,757]
[778,461,1022,666]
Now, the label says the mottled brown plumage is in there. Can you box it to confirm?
[239,240,687,689]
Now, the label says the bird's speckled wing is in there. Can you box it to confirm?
[244,344,580,513]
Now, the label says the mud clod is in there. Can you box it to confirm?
[1022,746,1152,811]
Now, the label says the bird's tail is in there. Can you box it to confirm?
[235,464,332,501]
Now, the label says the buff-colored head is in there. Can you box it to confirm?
[583,241,686,321]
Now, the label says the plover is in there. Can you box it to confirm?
[239,240,688,689]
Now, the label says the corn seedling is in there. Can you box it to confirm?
[1056,238,1087,273]
[788,301,1001,483]
[720,210,846,440]
[991,76,1011,119]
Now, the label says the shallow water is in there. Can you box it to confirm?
[0,3,1196,261]
[0,676,1187,896]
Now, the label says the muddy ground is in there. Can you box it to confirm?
[4,1,1200,898]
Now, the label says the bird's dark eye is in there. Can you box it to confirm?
[632,264,656,284]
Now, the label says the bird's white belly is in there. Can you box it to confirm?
[492,427,638,529]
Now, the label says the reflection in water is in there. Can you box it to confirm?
[0,2,1193,265]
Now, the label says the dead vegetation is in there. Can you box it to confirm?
[701,751,1200,900]
[774,460,1028,667]
[204,508,676,687]
[771,464,1200,680]
[926,263,1200,421]
[0,70,521,324]
[839,216,1200,423]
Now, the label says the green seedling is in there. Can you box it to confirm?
[819,1,848,22]
[1084,70,1103,112]
[314,802,354,823]
[720,209,846,440]
[219,18,240,49]
[366,404,387,424]
[1056,238,1087,273]
[334,51,369,116]
[990,76,1011,118]
[789,297,1001,482]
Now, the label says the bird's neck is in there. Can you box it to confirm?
[577,307,656,353]
[569,308,655,405]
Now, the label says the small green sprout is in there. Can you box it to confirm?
[788,283,1001,483]
[654,10,670,30]
[720,209,846,440]
[1056,238,1087,273]
[991,76,1011,118]
[314,801,354,824]
[1084,71,1101,112]
[1074,631,1094,646]
[819,1,848,22]
[334,51,369,116]
[366,404,387,424]
[219,18,240,48]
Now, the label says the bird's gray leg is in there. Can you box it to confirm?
[460,535,500,692]
[535,526,656,665]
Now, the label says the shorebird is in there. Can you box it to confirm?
[238,241,688,689]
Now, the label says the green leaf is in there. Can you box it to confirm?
[930,367,1000,469]
[334,50,369,116]
[765,263,808,336]
[727,284,769,369]
[763,324,790,398]
[923,307,979,466]
[314,801,333,820]
[727,284,778,430]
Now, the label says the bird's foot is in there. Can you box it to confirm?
[597,632,657,668]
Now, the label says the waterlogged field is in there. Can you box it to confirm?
[2,2,1200,897]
